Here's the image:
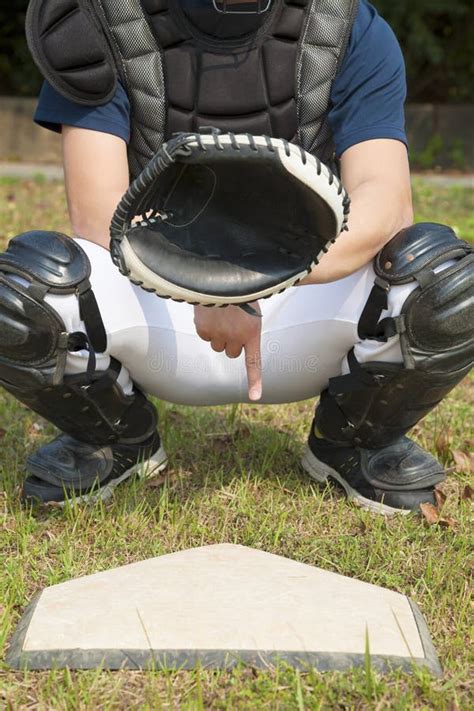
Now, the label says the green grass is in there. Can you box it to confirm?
[0,178,473,709]
[411,178,474,243]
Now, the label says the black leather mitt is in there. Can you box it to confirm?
[110,130,350,306]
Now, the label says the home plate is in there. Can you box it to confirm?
[7,544,440,674]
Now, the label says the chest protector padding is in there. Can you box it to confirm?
[26,0,358,178]
[26,0,117,105]
[145,0,304,143]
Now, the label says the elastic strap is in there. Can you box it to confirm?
[87,357,121,395]
[328,348,397,396]
[357,276,390,340]
[67,331,97,380]
[77,278,107,353]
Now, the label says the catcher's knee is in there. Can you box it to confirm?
[0,231,106,385]
[315,223,473,446]
[362,222,474,375]
[0,232,158,446]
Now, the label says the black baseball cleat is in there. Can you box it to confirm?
[22,432,167,505]
[301,429,445,515]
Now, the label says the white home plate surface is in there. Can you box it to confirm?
[7,544,440,674]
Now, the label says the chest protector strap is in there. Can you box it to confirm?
[26,0,358,177]
[297,0,358,156]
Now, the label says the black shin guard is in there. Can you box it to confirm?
[315,223,474,448]
[0,231,157,446]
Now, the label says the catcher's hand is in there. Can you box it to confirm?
[194,302,262,401]
[110,130,350,306]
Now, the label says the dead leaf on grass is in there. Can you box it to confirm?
[420,503,439,525]
[434,486,447,510]
[420,502,457,529]
[452,450,474,474]
[437,515,457,529]
[461,485,473,501]
[434,427,452,456]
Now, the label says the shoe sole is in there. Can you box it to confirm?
[301,445,411,516]
[56,446,169,507]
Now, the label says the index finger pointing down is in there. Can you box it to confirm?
[244,334,262,402]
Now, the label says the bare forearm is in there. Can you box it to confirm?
[62,127,129,250]
[301,139,413,285]
[301,179,413,284]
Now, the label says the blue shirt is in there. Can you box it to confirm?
[34,1,407,158]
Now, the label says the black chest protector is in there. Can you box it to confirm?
[26,0,358,178]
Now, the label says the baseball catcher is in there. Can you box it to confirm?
[0,0,472,513]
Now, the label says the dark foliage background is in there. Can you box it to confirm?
[375,0,473,103]
[0,0,473,101]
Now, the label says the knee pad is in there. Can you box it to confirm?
[0,232,156,445]
[316,223,474,447]
[0,231,106,385]
[361,223,473,375]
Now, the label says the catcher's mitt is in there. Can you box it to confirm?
[110,131,350,306]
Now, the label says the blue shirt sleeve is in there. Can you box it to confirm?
[34,80,131,144]
[329,0,408,158]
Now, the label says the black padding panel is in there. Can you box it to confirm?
[0,231,91,291]
[405,258,474,356]
[145,0,305,143]
[199,50,267,114]
[26,0,117,105]
[0,278,63,367]
[165,47,196,110]
[263,40,298,105]
[375,223,471,284]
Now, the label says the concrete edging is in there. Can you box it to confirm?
[0,98,473,170]
[1,161,472,187]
